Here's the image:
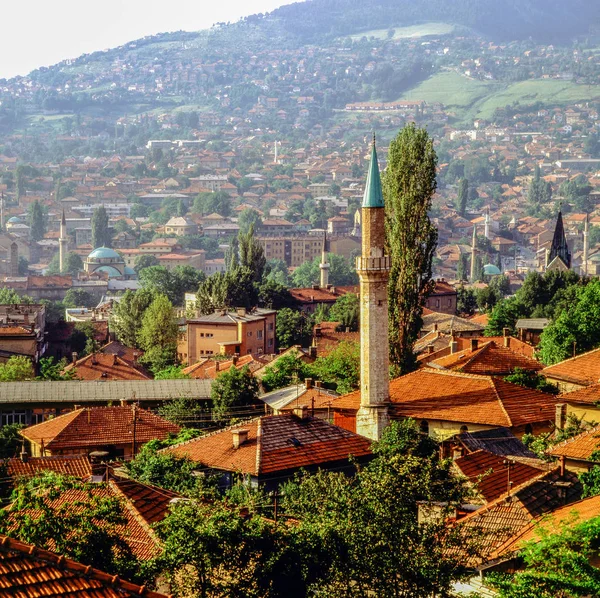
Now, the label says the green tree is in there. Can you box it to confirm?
[489,517,600,597]
[63,288,95,309]
[134,254,159,274]
[0,472,146,583]
[258,279,293,309]
[153,366,190,380]
[47,251,83,276]
[137,294,178,371]
[110,288,156,348]
[311,341,360,394]
[328,293,359,332]
[0,356,34,381]
[456,286,477,316]
[28,200,46,241]
[457,178,469,217]
[211,366,259,421]
[276,308,312,350]
[0,288,23,304]
[37,356,76,381]
[192,191,232,216]
[0,424,24,458]
[157,398,206,428]
[485,297,526,336]
[238,208,263,235]
[261,353,314,392]
[383,124,438,374]
[239,223,267,284]
[504,368,558,394]
[91,205,111,248]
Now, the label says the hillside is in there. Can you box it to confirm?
[267,0,600,42]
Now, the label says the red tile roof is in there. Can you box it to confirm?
[558,382,600,405]
[0,534,169,597]
[21,406,180,452]
[541,347,600,386]
[289,286,358,304]
[431,340,542,376]
[182,354,267,379]
[7,456,92,480]
[312,322,360,357]
[164,414,372,476]
[453,450,545,504]
[547,424,600,461]
[63,353,150,381]
[329,369,559,428]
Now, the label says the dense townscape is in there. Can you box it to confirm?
[0,0,600,596]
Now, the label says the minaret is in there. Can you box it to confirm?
[0,193,4,231]
[583,214,589,277]
[319,230,330,289]
[355,135,390,441]
[470,225,478,282]
[484,211,491,240]
[59,209,68,273]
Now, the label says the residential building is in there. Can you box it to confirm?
[423,279,457,315]
[178,307,276,363]
[164,216,198,236]
[0,303,46,364]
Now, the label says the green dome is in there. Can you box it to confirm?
[95,265,122,278]
[124,266,136,276]
[7,217,21,224]
[483,264,502,276]
[88,247,120,260]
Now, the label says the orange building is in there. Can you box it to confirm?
[178,307,277,364]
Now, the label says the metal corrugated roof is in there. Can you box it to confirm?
[516,318,550,330]
[0,379,212,404]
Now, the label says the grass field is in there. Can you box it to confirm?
[398,71,600,123]
[348,22,455,41]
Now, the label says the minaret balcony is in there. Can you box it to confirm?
[356,256,391,271]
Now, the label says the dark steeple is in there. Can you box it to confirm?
[549,210,571,268]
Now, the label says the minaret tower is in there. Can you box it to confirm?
[484,211,491,240]
[470,224,478,282]
[319,230,330,289]
[59,209,68,273]
[355,135,390,441]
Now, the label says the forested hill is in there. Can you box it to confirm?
[264,0,600,42]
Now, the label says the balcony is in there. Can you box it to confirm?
[355,256,391,271]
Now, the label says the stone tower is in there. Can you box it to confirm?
[59,209,68,273]
[470,224,478,282]
[355,136,390,440]
[583,214,589,277]
[319,230,330,289]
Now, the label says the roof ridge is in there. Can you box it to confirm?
[489,378,514,429]
[458,341,494,371]
[542,346,600,371]
[421,367,491,381]
[0,534,170,597]
[548,423,600,452]
[255,418,263,476]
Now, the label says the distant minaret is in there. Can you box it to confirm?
[355,134,390,441]
[274,141,278,164]
[59,209,68,273]
[583,213,589,277]
[0,193,4,231]
[319,230,330,289]
[484,211,491,240]
[470,224,478,282]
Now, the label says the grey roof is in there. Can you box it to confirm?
[0,379,212,404]
[457,427,538,459]
[189,308,276,325]
[260,384,306,411]
[422,313,484,333]
[516,318,550,330]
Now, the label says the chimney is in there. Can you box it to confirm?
[113,354,118,366]
[308,346,317,358]
[470,338,479,352]
[120,398,130,406]
[71,352,78,364]
[427,344,435,354]
[555,403,566,434]
[293,405,308,420]
[503,327,510,338]
[314,380,322,388]
[232,355,238,365]
[433,323,438,332]
[236,307,247,317]
[504,335,510,348]
[91,353,97,365]
[305,378,313,389]
[133,351,140,364]
[314,326,322,338]
[450,339,458,354]
[215,361,221,372]
[559,455,566,478]
[20,447,28,463]
[232,429,249,449]
[73,404,81,410]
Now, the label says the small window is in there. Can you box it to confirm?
[419,420,429,435]
[247,331,252,337]
[524,424,533,435]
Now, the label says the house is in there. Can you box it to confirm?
[178,307,276,363]
[420,312,484,337]
[331,369,559,439]
[311,321,359,357]
[453,449,547,504]
[163,411,373,491]
[20,405,180,458]
[62,350,150,381]
[541,347,600,392]
[182,353,267,379]
[516,318,550,345]
[547,424,600,472]
[289,285,358,314]
[164,216,198,236]
[7,454,93,482]
[0,303,47,365]
[556,383,600,423]
[0,534,169,598]
[428,338,542,377]
[259,379,339,418]
[423,280,457,315]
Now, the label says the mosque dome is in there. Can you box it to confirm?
[88,247,121,260]
[483,264,502,276]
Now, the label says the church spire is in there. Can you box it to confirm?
[548,210,571,269]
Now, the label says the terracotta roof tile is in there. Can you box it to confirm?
[21,406,180,452]
[0,534,169,597]
[541,347,600,386]
[165,414,372,476]
[7,456,92,480]
[547,424,600,461]
[454,450,545,503]
[558,382,600,405]
[63,353,150,381]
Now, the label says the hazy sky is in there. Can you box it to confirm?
[1,0,296,79]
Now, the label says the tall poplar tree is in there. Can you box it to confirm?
[91,206,111,248]
[457,178,469,217]
[28,200,45,241]
[383,124,438,374]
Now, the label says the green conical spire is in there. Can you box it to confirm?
[362,134,385,208]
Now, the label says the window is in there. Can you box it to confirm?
[268,339,273,347]
[247,331,253,337]
[268,323,274,331]
[524,424,533,435]
[257,330,263,339]
[419,420,429,435]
